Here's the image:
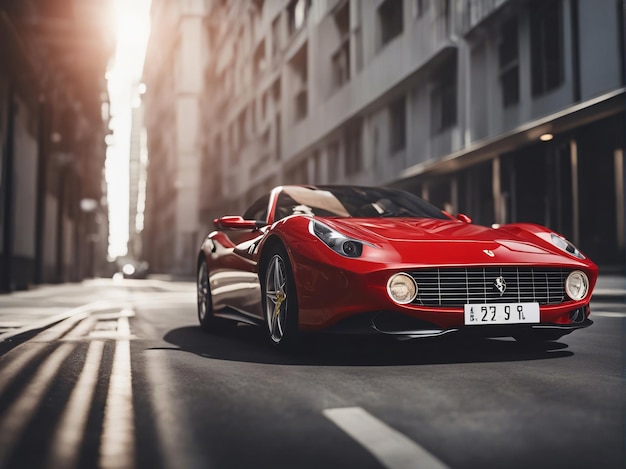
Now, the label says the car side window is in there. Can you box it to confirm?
[242,194,270,222]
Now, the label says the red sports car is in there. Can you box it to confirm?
[197,185,596,347]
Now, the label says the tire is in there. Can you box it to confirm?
[197,259,232,332]
[261,244,299,347]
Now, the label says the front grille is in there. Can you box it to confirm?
[411,267,569,307]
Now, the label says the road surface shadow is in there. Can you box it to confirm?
[161,324,573,366]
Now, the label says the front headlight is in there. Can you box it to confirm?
[551,233,585,259]
[565,270,589,300]
[309,220,364,258]
[387,273,418,304]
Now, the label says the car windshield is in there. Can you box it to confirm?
[274,186,448,220]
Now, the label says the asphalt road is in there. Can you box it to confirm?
[0,279,623,469]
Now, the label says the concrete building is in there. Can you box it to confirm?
[143,0,206,275]
[0,0,113,291]
[144,0,625,274]
[127,104,148,261]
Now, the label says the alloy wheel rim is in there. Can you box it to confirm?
[265,255,287,343]
[197,262,208,320]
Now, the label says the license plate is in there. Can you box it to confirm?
[464,302,540,325]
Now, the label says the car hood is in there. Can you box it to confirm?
[322,217,521,242]
[318,217,584,267]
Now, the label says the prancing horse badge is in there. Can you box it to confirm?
[494,276,507,296]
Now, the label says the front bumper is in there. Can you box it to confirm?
[322,308,593,340]
[372,318,594,340]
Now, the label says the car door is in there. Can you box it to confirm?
[208,194,270,319]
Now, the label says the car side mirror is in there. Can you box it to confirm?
[214,216,263,230]
[457,213,473,224]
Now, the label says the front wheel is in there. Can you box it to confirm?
[262,245,299,347]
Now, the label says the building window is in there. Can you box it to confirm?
[332,46,350,90]
[389,96,406,153]
[499,17,519,107]
[272,78,282,119]
[430,55,457,134]
[435,0,450,37]
[287,0,311,36]
[295,91,307,122]
[312,150,322,183]
[353,26,363,73]
[378,0,403,48]
[328,141,340,182]
[260,128,270,156]
[413,0,426,19]
[273,79,282,160]
[353,0,363,73]
[344,119,363,176]
[289,45,308,123]
[530,0,564,97]
[331,1,351,91]
[271,15,282,58]
[254,39,266,78]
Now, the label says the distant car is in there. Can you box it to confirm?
[121,261,149,279]
[196,185,597,347]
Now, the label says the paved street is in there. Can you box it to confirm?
[0,278,623,469]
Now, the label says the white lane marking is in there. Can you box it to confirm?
[593,312,626,318]
[64,316,97,340]
[0,300,114,343]
[46,340,104,469]
[35,313,89,342]
[120,308,135,317]
[99,338,134,469]
[89,316,134,340]
[324,407,449,469]
[117,316,131,336]
[0,343,75,469]
[0,344,46,397]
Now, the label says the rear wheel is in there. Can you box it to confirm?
[197,259,232,332]
[262,245,299,347]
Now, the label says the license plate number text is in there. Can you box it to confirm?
[463,303,540,325]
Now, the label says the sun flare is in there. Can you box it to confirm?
[106,0,151,260]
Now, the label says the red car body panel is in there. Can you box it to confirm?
[199,185,597,338]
